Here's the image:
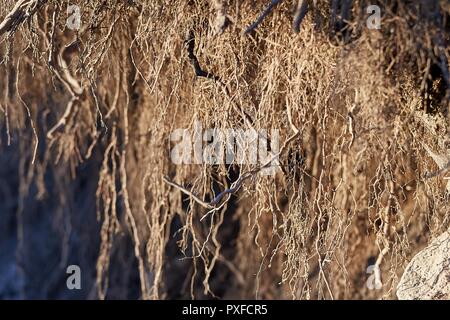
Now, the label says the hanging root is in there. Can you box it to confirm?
[1,0,449,301]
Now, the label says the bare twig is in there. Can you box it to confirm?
[163,177,214,209]
[245,0,284,34]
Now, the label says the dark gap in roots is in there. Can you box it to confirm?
[164,214,192,299]
[164,165,242,299]
[281,145,306,183]
[424,63,448,116]
[104,233,141,299]
[329,0,354,45]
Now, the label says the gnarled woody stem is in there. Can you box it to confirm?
[0,0,48,36]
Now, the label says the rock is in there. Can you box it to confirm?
[397,230,450,300]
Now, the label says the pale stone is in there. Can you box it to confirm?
[397,230,450,300]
